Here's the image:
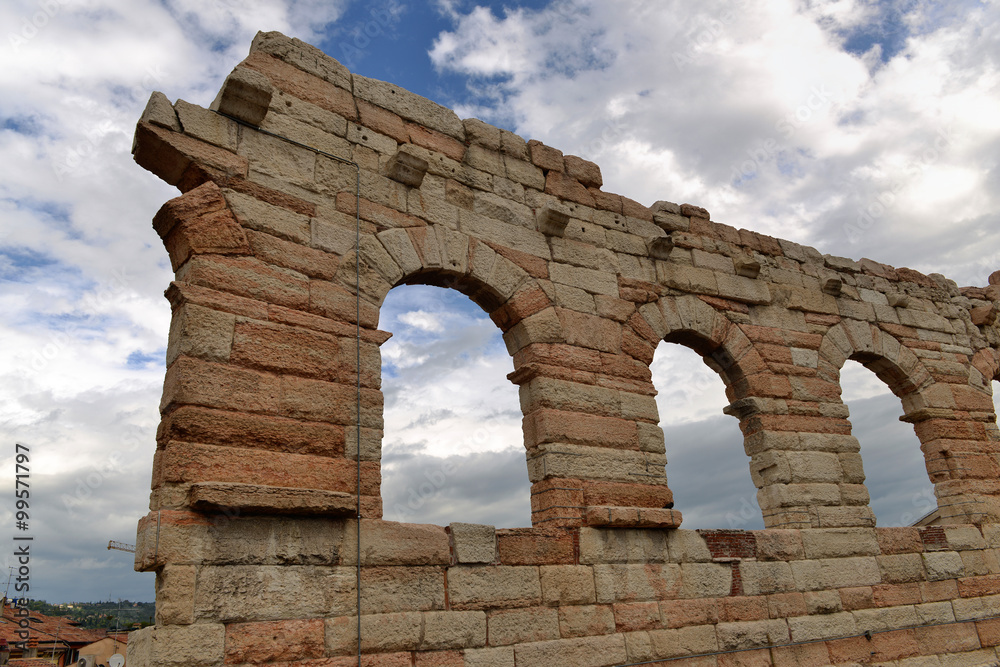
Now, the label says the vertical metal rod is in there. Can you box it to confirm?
[354,162,362,667]
[209,110,366,663]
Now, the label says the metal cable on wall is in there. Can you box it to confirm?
[211,111,364,665]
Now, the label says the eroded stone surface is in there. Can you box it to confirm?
[130,30,1000,667]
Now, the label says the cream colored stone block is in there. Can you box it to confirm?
[787,611,857,642]
[156,565,196,625]
[877,553,926,583]
[166,303,235,366]
[789,556,881,590]
[647,625,719,659]
[937,649,1000,666]
[666,531,713,562]
[679,562,732,598]
[922,551,965,580]
[422,610,487,650]
[740,561,798,595]
[450,523,496,564]
[540,565,597,605]
[354,74,464,139]
[982,524,1000,548]
[512,634,628,667]
[195,565,355,621]
[753,529,805,560]
[579,528,670,564]
[915,601,955,625]
[360,566,446,614]
[228,189,313,247]
[176,99,239,151]
[448,566,541,610]
[341,520,451,566]
[784,451,846,484]
[378,228,423,277]
[952,593,1000,620]
[126,626,153,667]
[558,604,615,638]
[716,619,790,650]
[803,589,841,614]
[143,623,226,666]
[549,262,619,296]
[801,528,879,558]
[525,444,666,485]
[463,646,515,667]
[486,606,559,645]
[944,525,987,549]
[959,549,992,576]
[142,91,181,131]
[852,605,919,632]
[622,630,654,663]
[593,563,681,603]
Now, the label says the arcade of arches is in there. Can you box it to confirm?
[127,31,1000,667]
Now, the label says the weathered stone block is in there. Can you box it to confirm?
[558,604,615,638]
[450,523,496,564]
[594,563,681,603]
[486,606,560,645]
[513,634,627,666]
[540,565,597,605]
[448,566,542,610]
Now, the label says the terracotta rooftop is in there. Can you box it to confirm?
[0,603,105,647]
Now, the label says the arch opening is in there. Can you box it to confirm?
[651,339,761,529]
[378,283,530,527]
[841,358,936,526]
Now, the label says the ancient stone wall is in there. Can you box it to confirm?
[127,31,1000,666]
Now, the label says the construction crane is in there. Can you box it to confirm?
[106,541,136,553]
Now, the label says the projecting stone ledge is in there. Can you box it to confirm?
[188,482,357,516]
[585,506,683,528]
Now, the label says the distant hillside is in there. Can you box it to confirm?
[26,600,155,630]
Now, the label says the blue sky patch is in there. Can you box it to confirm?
[2,115,45,135]
[839,0,915,64]
[0,246,62,282]
[126,349,162,369]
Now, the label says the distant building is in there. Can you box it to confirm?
[0,601,105,665]
[78,636,128,666]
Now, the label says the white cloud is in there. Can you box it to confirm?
[0,0,348,603]
[398,309,446,332]
[431,0,1000,281]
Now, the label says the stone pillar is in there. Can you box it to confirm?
[150,182,387,520]
[511,353,677,529]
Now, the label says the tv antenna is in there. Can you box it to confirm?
[106,541,135,553]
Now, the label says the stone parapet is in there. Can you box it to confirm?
[129,30,1000,666]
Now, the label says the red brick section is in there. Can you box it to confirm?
[700,530,758,559]
[919,526,949,550]
[496,528,576,565]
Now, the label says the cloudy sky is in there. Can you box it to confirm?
[1,0,998,604]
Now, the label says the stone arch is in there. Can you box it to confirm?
[638,294,760,400]
[819,321,999,525]
[639,295,764,525]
